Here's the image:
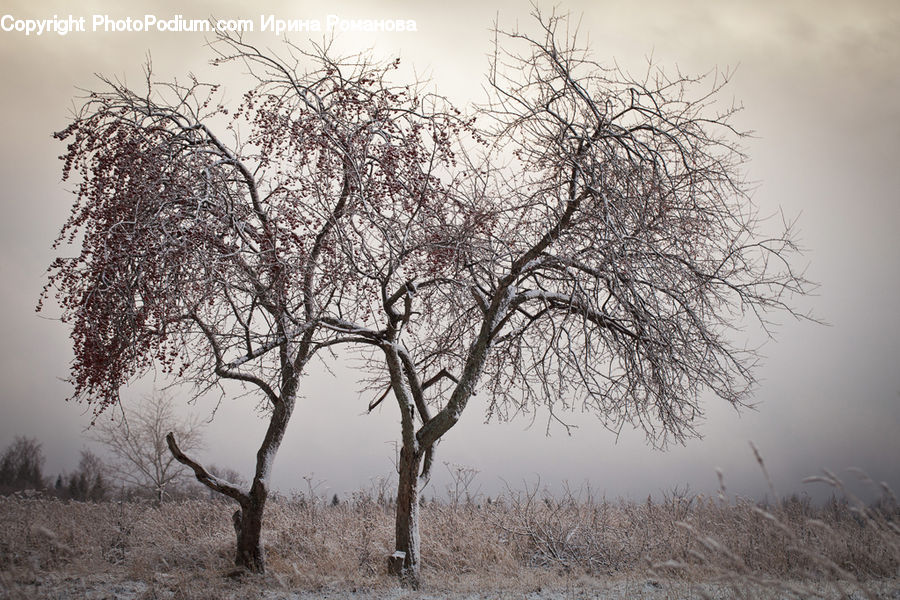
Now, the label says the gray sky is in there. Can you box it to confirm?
[1,0,897,502]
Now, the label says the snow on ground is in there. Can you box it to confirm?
[4,572,900,600]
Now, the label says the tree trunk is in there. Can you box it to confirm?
[232,393,293,574]
[234,497,266,572]
[391,443,423,588]
[166,389,296,576]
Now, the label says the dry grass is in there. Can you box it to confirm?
[1,475,898,599]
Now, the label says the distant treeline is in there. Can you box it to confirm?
[0,436,205,502]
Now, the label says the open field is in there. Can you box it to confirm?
[1,484,898,599]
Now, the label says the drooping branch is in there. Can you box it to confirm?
[166,432,248,505]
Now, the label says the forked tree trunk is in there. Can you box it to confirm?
[391,444,424,588]
[166,392,295,576]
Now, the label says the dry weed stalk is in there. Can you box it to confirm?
[646,447,899,599]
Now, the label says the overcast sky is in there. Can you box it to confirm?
[1,0,897,503]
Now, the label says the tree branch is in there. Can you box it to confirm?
[166,432,248,505]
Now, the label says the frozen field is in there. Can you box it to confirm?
[2,494,897,599]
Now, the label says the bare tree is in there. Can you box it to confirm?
[41,31,463,573]
[0,436,46,494]
[93,392,203,503]
[322,9,813,586]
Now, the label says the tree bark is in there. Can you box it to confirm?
[232,393,294,573]
[391,443,423,588]
[233,497,265,572]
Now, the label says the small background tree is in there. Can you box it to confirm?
[0,436,46,494]
[92,392,203,503]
